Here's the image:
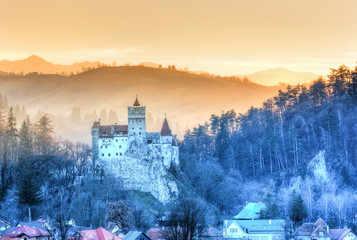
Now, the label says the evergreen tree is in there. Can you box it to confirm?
[6,106,18,162]
[289,190,307,228]
[260,193,281,219]
[16,158,43,221]
[18,116,33,159]
[328,65,350,97]
[35,114,54,155]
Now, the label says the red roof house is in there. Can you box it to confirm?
[2,225,50,240]
[72,227,122,240]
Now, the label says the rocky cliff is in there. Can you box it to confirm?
[102,139,179,203]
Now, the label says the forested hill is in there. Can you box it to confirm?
[179,65,357,229]
[0,65,281,142]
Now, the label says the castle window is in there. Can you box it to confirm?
[119,145,121,148]
[108,153,111,157]
[102,154,104,157]
[116,139,118,142]
[105,146,107,149]
[132,127,134,129]
[120,153,122,156]
[140,127,142,130]
[116,153,118,156]
[139,132,141,135]
[101,146,103,149]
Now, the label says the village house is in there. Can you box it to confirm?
[294,218,356,240]
[223,219,285,240]
[223,202,284,240]
[71,227,122,240]
[1,225,51,240]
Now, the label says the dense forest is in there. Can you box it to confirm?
[0,64,356,236]
[179,64,357,230]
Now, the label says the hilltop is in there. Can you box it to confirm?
[0,66,283,142]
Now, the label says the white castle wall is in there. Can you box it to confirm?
[92,101,180,203]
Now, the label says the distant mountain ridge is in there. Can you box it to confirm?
[239,67,319,86]
[0,56,319,86]
[0,55,102,74]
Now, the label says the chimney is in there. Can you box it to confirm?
[111,125,115,134]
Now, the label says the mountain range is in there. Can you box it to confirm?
[0,56,319,86]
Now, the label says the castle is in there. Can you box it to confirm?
[91,97,179,202]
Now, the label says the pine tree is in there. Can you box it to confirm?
[16,158,43,221]
[35,114,54,155]
[18,116,33,159]
[289,190,308,228]
[6,107,18,162]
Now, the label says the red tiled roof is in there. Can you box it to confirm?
[99,125,128,138]
[78,227,122,240]
[1,237,19,240]
[160,118,171,136]
[92,121,100,129]
[147,228,164,240]
[5,225,50,238]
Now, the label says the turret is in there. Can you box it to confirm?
[128,96,146,141]
[160,117,172,144]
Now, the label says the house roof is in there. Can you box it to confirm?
[200,225,222,237]
[295,218,329,237]
[5,225,50,238]
[329,229,352,240]
[77,227,122,240]
[234,203,267,220]
[226,220,284,233]
[124,231,149,240]
[66,226,92,238]
[98,125,128,138]
[147,228,163,240]
[0,237,19,240]
[92,121,100,129]
[17,222,45,230]
[160,118,171,136]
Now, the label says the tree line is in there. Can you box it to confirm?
[179,64,357,230]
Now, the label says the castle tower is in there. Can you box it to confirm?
[91,120,100,160]
[128,96,146,141]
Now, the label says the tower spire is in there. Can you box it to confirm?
[133,95,140,107]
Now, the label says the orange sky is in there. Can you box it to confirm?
[0,0,357,75]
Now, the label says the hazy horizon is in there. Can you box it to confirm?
[1,0,357,76]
